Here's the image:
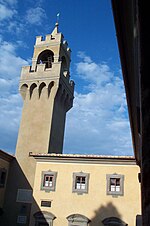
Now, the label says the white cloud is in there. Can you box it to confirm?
[76,58,113,86]
[64,52,133,156]
[7,20,25,35]
[77,51,92,63]
[0,38,28,152]
[0,39,28,79]
[0,2,21,35]
[0,93,22,153]
[0,3,16,21]
[26,7,46,25]
[0,2,48,35]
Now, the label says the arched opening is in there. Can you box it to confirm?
[48,81,54,97]
[102,217,128,226]
[20,84,28,100]
[33,211,56,226]
[67,214,90,226]
[37,50,54,68]
[30,83,37,99]
[39,82,46,98]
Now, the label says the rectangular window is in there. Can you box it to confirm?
[110,178,120,192]
[0,168,7,188]
[43,175,54,188]
[41,171,57,191]
[75,176,86,190]
[72,172,89,194]
[106,174,124,196]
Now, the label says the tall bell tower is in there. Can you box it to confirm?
[16,23,74,157]
[15,23,74,187]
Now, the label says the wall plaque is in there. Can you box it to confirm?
[16,189,32,203]
[41,200,51,207]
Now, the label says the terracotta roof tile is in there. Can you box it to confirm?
[29,152,135,160]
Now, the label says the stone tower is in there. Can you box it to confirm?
[16,23,74,179]
[15,23,74,188]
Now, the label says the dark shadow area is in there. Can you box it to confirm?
[0,158,42,226]
[90,202,127,226]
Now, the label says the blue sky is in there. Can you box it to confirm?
[0,0,133,156]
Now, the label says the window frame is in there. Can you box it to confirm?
[102,217,127,226]
[0,168,7,188]
[41,171,57,192]
[106,174,124,196]
[34,211,56,226]
[72,172,89,194]
[67,214,90,226]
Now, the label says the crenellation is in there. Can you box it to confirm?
[70,80,75,89]
[21,65,31,76]
[63,40,68,49]
[61,44,71,60]
[21,62,61,79]
[67,47,71,58]
[63,71,70,80]
[35,36,43,45]
[67,47,71,53]
[35,33,62,46]
[45,34,52,42]
[36,63,46,72]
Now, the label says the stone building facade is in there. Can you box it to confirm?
[29,153,140,226]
